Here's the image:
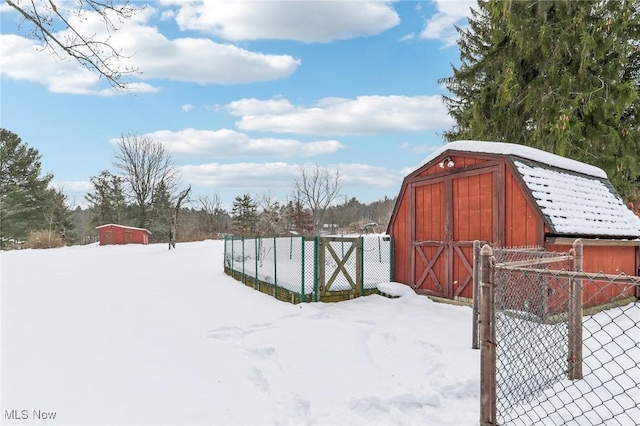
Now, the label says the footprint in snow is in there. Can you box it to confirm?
[247,346,277,360]
[207,323,275,341]
[249,368,270,392]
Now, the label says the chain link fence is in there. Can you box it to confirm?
[223,235,393,303]
[479,241,640,425]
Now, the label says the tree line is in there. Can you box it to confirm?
[0,128,397,249]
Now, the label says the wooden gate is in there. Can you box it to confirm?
[317,237,363,296]
[411,165,504,299]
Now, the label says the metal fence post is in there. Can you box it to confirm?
[255,237,259,290]
[389,237,394,282]
[358,236,364,296]
[231,235,235,274]
[473,240,481,350]
[314,236,320,302]
[224,235,227,268]
[301,237,306,302]
[242,236,245,283]
[480,243,496,426]
[568,239,584,380]
[273,237,278,297]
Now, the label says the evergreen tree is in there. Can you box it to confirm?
[148,179,174,242]
[0,128,53,247]
[43,187,77,244]
[440,0,640,199]
[86,170,127,226]
[231,194,258,237]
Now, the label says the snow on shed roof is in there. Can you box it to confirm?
[415,141,640,237]
[514,161,640,237]
[95,224,151,234]
[417,140,607,179]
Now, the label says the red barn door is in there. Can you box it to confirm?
[411,164,504,299]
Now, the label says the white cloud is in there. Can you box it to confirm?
[227,95,454,135]
[182,104,194,112]
[179,161,404,192]
[51,180,93,209]
[0,35,158,96]
[339,163,405,188]
[141,128,344,158]
[160,0,400,42]
[0,7,300,94]
[399,33,415,42]
[421,0,476,47]
[180,162,299,190]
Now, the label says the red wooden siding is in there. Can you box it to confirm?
[451,170,496,299]
[504,170,543,246]
[97,224,149,246]
[546,243,638,308]
[412,180,446,296]
[388,149,639,307]
[390,186,410,284]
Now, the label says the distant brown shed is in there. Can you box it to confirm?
[387,141,640,305]
[96,224,150,246]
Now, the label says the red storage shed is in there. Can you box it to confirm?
[96,224,150,246]
[387,141,640,304]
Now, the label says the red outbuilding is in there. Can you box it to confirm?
[387,141,640,306]
[96,224,151,246]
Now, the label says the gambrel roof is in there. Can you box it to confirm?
[420,141,640,238]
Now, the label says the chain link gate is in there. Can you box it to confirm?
[478,240,640,425]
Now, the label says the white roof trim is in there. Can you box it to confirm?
[417,141,608,179]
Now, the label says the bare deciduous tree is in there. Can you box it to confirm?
[257,193,286,237]
[113,133,177,229]
[199,193,226,237]
[5,0,141,90]
[169,185,191,249]
[293,164,342,235]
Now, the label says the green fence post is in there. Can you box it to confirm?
[389,237,394,282]
[242,236,245,283]
[231,235,235,276]
[301,237,306,303]
[359,236,364,296]
[273,237,278,298]
[290,233,293,260]
[223,235,227,269]
[314,236,319,302]
[255,237,259,290]
[378,235,382,263]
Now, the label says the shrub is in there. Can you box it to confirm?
[24,231,64,249]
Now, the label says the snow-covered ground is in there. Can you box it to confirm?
[1,240,478,425]
[1,240,638,425]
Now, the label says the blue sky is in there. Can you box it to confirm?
[0,0,474,209]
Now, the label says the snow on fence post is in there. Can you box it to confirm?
[568,238,584,380]
[480,243,496,426]
[273,237,278,297]
[472,240,481,350]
